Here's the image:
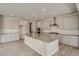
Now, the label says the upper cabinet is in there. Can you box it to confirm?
[42,18,52,30]
[76,3,79,12]
[0,17,20,33]
[3,17,19,30]
[59,15,78,30]
[19,20,27,26]
[0,15,4,31]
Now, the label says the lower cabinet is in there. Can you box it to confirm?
[70,37,79,47]
[0,33,19,43]
[59,35,63,43]
[62,36,70,45]
[59,35,79,48]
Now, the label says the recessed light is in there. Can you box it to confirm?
[42,8,47,11]
[41,16,45,18]
[52,13,56,16]
[32,14,35,16]
[26,17,29,19]
[11,14,14,16]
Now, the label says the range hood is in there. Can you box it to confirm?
[53,17,59,26]
[50,17,59,27]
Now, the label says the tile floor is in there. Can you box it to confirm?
[0,40,79,56]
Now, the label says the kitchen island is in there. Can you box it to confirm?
[24,33,59,56]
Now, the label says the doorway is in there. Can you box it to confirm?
[19,25,27,40]
[29,22,32,35]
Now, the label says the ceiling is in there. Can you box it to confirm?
[0,3,77,19]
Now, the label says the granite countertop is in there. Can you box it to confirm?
[49,32,79,37]
[59,34,79,37]
[25,33,58,43]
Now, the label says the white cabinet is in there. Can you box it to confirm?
[42,19,50,30]
[24,35,59,56]
[59,35,79,48]
[1,33,19,43]
[0,15,3,33]
[3,17,19,30]
[62,36,70,45]
[59,35,70,45]
[0,17,20,43]
[59,35,63,43]
[70,36,79,47]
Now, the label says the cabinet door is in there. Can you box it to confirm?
[42,19,50,30]
[59,35,63,43]
[1,34,19,43]
[1,34,6,43]
[70,36,79,47]
[3,17,19,33]
[1,34,7,43]
[62,36,70,45]
[62,36,79,48]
